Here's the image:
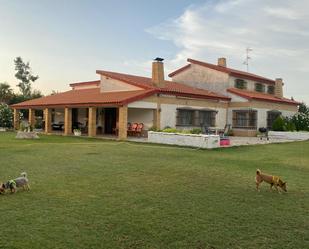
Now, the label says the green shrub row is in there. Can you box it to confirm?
[149,126,202,134]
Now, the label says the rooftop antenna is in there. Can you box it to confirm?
[243,47,252,72]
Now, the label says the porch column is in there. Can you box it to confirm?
[64,107,72,135]
[154,98,161,130]
[44,108,52,133]
[13,109,20,130]
[88,107,97,137]
[118,105,128,140]
[29,108,36,128]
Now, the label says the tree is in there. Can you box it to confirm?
[298,102,309,115]
[272,116,285,131]
[0,103,13,128]
[31,89,43,99]
[0,82,13,104]
[291,102,309,131]
[14,57,39,98]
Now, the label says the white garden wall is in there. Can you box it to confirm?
[148,131,220,149]
[268,131,309,140]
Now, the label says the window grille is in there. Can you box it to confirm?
[232,110,257,129]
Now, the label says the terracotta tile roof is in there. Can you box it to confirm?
[11,88,156,109]
[227,88,299,105]
[69,80,100,87]
[168,64,191,77]
[12,70,230,109]
[96,70,230,101]
[169,58,276,85]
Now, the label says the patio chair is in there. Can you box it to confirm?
[220,124,231,137]
[136,123,144,137]
[130,123,138,136]
[127,122,132,136]
[201,125,208,134]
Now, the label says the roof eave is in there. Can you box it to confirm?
[159,90,230,101]
[168,64,191,77]
[227,89,299,105]
[96,70,152,90]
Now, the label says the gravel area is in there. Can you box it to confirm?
[229,136,296,147]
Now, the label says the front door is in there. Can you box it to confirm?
[104,108,117,134]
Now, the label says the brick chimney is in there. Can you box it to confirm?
[275,78,283,98]
[218,57,227,67]
[152,58,165,88]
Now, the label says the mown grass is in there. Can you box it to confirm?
[0,132,308,249]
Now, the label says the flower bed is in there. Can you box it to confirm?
[148,131,220,149]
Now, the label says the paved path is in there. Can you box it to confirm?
[229,136,297,147]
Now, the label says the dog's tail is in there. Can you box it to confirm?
[256,169,261,175]
[21,172,27,178]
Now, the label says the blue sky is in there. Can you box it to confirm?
[1,0,308,103]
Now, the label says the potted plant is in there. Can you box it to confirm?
[73,128,81,136]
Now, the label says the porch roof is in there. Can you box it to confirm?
[227,88,300,105]
[11,88,156,109]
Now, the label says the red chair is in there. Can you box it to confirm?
[136,123,144,137]
[130,123,138,136]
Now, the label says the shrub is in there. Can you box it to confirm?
[34,118,43,129]
[0,103,13,128]
[284,117,296,131]
[272,116,285,131]
[190,128,202,134]
[162,128,179,133]
[148,126,158,131]
[291,113,309,131]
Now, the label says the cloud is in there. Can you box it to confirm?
[146,0,309,103]
[264,7,302,20]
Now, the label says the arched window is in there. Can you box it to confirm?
[267,85,275,94]
[234,79,247,89]
[255,83,265,92]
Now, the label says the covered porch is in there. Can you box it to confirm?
[12,105,159,140]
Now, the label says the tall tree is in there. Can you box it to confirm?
[0,82,13,104]
[14,57,39,97]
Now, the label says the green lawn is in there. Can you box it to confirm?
[0,132,308,249]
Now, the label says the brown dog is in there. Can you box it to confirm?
[255,169,287,193]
